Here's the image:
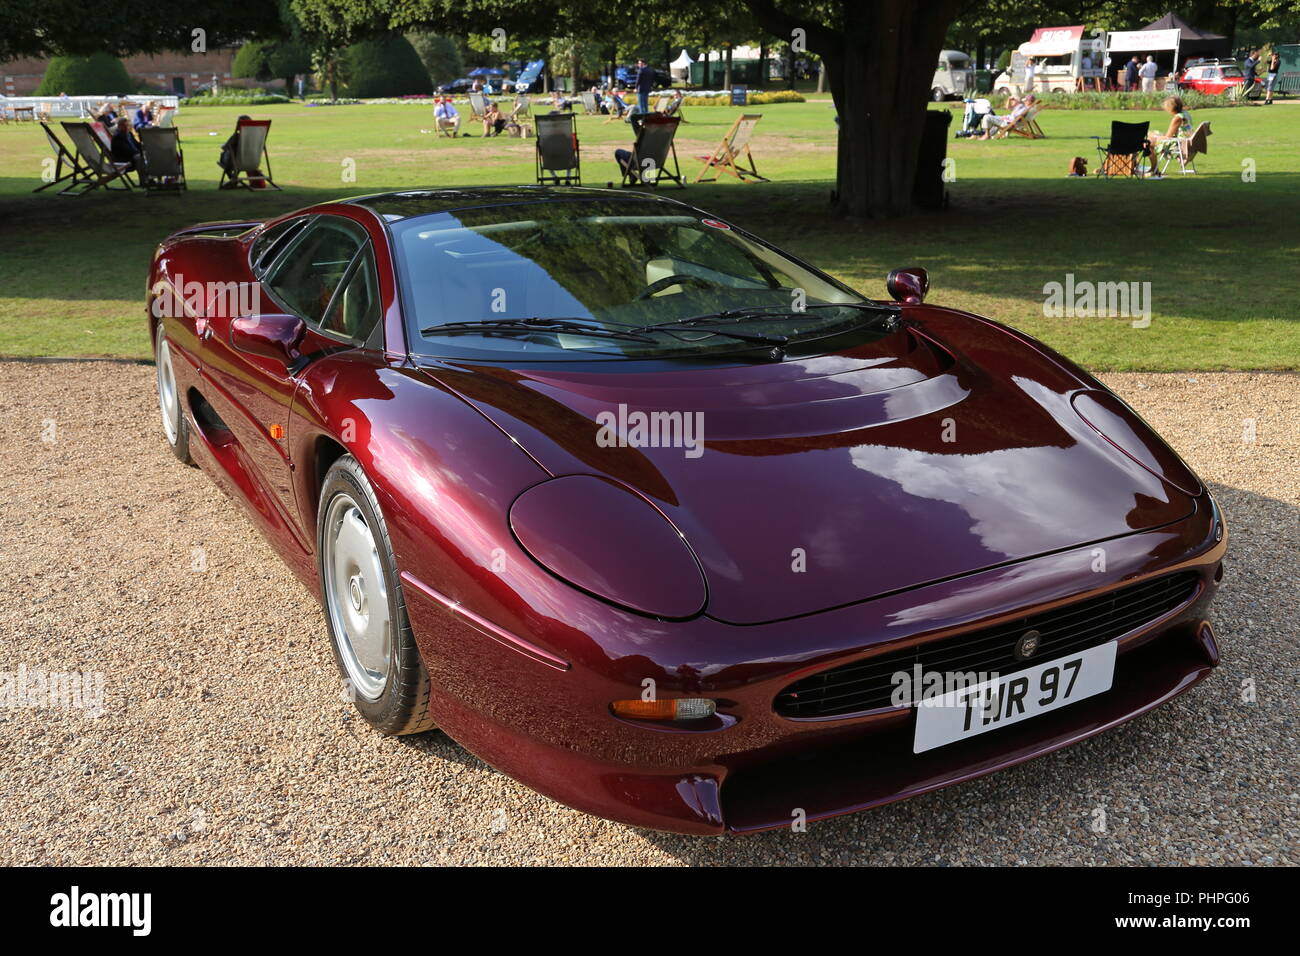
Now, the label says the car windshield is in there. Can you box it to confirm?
[388,199,882,361]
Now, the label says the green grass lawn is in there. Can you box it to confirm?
[1,98,1297,368]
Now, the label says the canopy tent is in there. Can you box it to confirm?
[670,49,694,70]
[1142,12,1230,62]
[1018,25,1085,58]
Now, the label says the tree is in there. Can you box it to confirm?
[341,33,432,97]
[407,32,464,87]
[233,37,313,91]
[34,53,132,95]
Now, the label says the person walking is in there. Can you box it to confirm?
[1242,50,1260,97]
[1124,56,1140,92]
[1139,55,1158,93]
[634,58,654,114]
[1265,49,1281,104]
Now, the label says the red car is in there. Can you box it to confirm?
[1178,61,1248,95]
[149,188,1225,834]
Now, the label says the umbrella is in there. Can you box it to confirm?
[467,67,505,77]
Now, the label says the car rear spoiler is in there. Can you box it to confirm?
[168,220,265,239]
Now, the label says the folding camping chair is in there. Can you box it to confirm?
[1158,121,1211,175]
[535,112,581,185]
[695,113,768,183]
[467,92,488,121]
[217,118,280,190]
[579,91,600,115]
[33,121,83,192]
[1092,120,1150,178]
[618,114,685,189]
[139,126,186,194]
[58,121,136,194]
[995,104,1044,139]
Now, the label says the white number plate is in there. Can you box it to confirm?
[913,641,1117,753]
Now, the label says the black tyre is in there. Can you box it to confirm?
[318,454,436,736]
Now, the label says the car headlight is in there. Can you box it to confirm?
[509,475,707,619]
[1071,390,1202,496]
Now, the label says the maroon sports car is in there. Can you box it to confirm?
[148,187,1224,834]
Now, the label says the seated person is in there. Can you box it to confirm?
[548,91,571,111]
[482,101,507,136]
[979,95,1031,138]
[434,96,461,136]
[93,102,117,125]
[661,89,685,116]
[108,117,142,170]
[218,115,254,175]
[133,101,156,131]
[1143,95,1193,175]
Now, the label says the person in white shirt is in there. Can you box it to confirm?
[434,96,461,136]
[1024,56,1037,93]
[1139,56,1158,92]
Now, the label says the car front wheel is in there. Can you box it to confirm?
[154,323,192,465]
[319,454,436,736]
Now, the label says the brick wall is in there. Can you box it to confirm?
[0,47,282,95]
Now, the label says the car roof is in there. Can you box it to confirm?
[344,186,686,222]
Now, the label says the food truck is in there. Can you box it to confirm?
[931,49,976,100]
[993,25,1103,95]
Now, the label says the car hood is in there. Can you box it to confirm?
[416,310,1197,624]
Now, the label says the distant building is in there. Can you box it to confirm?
[0,47,280,96]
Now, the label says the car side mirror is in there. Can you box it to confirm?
[886,268,929,305]
[230,313,306,367]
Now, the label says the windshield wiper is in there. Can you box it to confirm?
[641,301,900,331]
[420,317,658,344]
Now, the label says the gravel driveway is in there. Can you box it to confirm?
[0,362,1295,865]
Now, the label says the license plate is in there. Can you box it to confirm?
[913,641,1117,753]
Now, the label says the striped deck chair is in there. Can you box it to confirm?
[468,91,488,121]
[579,91,600,114]
[139,126,186,194]
[34,121,83,192]
[535,112,580,185]
[619,114,684,189]
[997,104,1045,139]
[59,121,136,194]
[695,113,768,183]
[217,118,280,190]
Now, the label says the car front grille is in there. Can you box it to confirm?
[774,571,1200,719]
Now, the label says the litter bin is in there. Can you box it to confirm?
[913,109,953,209]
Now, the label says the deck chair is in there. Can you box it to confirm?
[59,121,136,194]
[619,114,685,189]
[695,113,768,183]
[603,94,629,123]
[467,92,488,121]
[653,94,671,113]
[662,95,688,123]
[511,94,531,120]
[1092,120,1150,178]
[34,121,83,192]
[156,106,176,128]
[579,91,600,114]
[139,126,186,194]
[535,112,580,185]
[996,104,1044,139]
[218,118,280,190]
[1159,121,1211,175]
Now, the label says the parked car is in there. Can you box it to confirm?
[613,65,672,88]
[1178,60,1248,95]
[148,187,1225,835]
[434,78,474,95]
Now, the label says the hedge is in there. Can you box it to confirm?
[35,54,132,96]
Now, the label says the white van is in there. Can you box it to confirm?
[931,50,975,100]
[993,26,1103,95]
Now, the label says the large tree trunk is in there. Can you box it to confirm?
[724,45,733,90]
[818,1,957,217]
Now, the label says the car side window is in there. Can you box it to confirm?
[263,217,367,327]
[319,244,383,345]
[250,216,311,277]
